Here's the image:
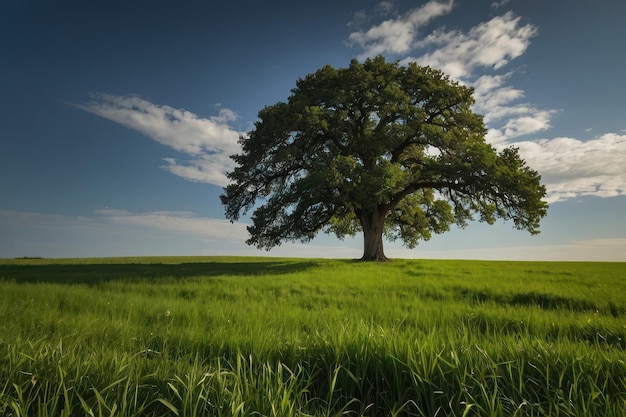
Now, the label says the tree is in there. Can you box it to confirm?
[221,56,548,261]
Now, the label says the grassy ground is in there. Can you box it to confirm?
[0,257,624,416]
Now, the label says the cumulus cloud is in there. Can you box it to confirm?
[515,133,626,203]
[76,93,242,186]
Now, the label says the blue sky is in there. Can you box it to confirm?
[2,0,625,260]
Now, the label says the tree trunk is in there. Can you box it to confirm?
[358,208,389,262]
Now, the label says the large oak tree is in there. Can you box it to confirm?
[221,56,548,261]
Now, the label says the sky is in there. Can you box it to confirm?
[1,0,625,261]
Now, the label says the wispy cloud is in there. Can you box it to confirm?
[76,93,242,186]
[472,73,557,144]
[491,0,511,10]
[347,0,455,58]
[0,209,250,258]
[412,238,626,261]
[348,3,626,204]
[405,11,537,79]
[350,6,544,144]
[95,209,249,241]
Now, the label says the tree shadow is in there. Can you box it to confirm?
[450,286,600,312]
[0,259,321,284]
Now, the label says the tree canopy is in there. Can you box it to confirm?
[221,56,548,261]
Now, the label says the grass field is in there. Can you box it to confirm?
[0,257,624,416]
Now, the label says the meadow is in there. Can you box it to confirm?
[0,256,624,416]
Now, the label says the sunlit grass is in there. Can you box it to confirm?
[0,257,624,416]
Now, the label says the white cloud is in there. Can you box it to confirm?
[486,110,556,144]
[347,0,455,58]
[515,133,626,203]
[471,73,558,143]
[211,106,239,124]
[473,73,524,111]
[405,12,537,79]
[160,152,236,186]
[0,209,253,258]
[76,93,242,186]
[95,209,249,241]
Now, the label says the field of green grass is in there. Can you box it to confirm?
[0,257,624,416]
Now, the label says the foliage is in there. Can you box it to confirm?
[221,57,548,260]
[1,257,625,416]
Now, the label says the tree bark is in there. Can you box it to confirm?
[358,208,389,261]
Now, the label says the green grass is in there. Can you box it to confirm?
[0,257,624,416]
